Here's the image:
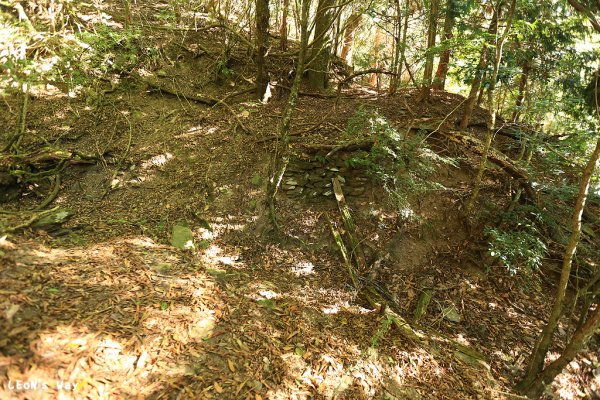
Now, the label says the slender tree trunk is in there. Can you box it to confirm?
[518,132,600,396]
[389,0,403,94]
[420,0,440,101]
[370,27,383,87]
[476,71,487,106]
[307,0,335,90]
[398,0,412,86]
[512,61,531,122]
[523,304,600,399]
[466,0,515,213]
[340,12,362,65]
[433,0,457,90]
[459,3,501,129]
[280,0,289,50]
[333,6,342,56]
[266,0,310,230]
[255,0,270,100]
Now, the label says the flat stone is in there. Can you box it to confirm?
[453,351,490,370]
[171,224,194,250]
[442,305,462,323]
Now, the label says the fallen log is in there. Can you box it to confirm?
[329,176,424,343]
[332,176,368,271]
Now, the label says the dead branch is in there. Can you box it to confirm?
[336,68,396,97]
[0,148,97,171]
[1,206,59,234]
[332,176,368,271]
[140,76,218,106]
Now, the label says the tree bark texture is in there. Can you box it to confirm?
[307,0,335,90]
[340,12,362,65]
[432,0,457,90]
[255,0,270,99]
[280,0,289,50]
[420,0,439,100]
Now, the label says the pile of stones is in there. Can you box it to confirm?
[281,151,371,200]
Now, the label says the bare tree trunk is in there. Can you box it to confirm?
[420,0,440,101]
[370,27,383,87]
[522,304,600,399]
[466,0,515,213]
[476,71,487,106]
[432,0,457,90]
[459,3,501,129]
[397,0,412,87]
[388,0,403,94]
[340,12,362,65]
[518,132,600,396]
[266,0,310,230]
[280,0,289,50]
[512,61,531,122]
[307,0,335,90]
[255,0,270,100]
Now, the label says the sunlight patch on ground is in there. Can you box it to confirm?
[257,290,279,300]
[141,153,173,169]
[321,305,340,314]
[272,347,433,399]
[201,243,243,268]
[209,216,247,236]
[0,237,226,399]
[112,152,175,189]
[175,125,218,139]
[290,261,315,276]
[127,237,158,248]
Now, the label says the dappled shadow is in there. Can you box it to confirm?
[0,236,226,398]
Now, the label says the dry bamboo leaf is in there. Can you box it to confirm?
[214,382,224,393]
[228,358,236,372]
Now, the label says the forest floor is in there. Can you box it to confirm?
[1,2,599,400]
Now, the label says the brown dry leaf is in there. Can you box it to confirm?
[8,325,28,337]
[255,394,263,400]
[5,303,20,322]
[214,382,224,393]
[228,358,236,372]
